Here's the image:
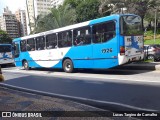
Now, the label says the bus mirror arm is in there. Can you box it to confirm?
[13,46,16,51]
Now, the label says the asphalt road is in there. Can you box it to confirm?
[1,68,160,112]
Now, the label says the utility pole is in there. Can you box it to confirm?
[154,8,157,44]
[26,0,31,34]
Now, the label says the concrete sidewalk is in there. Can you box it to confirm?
[118,62,160,71]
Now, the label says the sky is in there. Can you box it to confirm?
[0,0,26,15]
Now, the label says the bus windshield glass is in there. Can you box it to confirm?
[0,45,11,52]
[120,15,143,35]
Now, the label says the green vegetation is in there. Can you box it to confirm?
[29,0,160,34]
[143,59,154,62]
[0,30,12,44]
[144,39,160,45]
[144,30,160,45]
[32,4,77,33]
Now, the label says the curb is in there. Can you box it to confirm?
[0,83,157,112]
[119,62,160,71]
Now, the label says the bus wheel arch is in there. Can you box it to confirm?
[62,58,74,73]
[22,60,30,70]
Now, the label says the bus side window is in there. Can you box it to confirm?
[58,32,64,48]
[36,36,45,50]
[84,29,91,44]
[27,38,35,51]
[20,40,26,52]
[58,31,72,48]
[46,33,57,49]
[73,26,91,46]
[66,31,72,47]
[92,21,116,43]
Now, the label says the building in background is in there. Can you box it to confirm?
[15,9,28,37]
[51,0,64,8]
[0,7,18,39]
[26,0,52,34]
[0,16,2,29]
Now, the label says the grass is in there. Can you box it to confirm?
[144,30,160,45]
[144,39,160,45]
[143,59,154,62]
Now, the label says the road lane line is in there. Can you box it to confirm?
[3,69,160,84]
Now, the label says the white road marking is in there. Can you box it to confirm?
[2,68,160,84]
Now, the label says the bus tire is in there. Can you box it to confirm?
[147,55,155,61]
[63,59,74,73]
[23,61,30,70]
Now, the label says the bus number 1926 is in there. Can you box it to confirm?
[102,48,113,53]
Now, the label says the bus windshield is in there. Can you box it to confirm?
[120,15,143,35]
[0,44,14,65]
[0,45,11,52]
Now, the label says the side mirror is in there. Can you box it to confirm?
[12,45,16,51]
[14,46,16,50]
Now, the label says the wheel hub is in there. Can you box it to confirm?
[65,63,71,71]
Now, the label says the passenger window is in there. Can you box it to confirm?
[20,40,27,52]
[46,33,57,49]
[58,31,72,48]
[27,38,35,51]
[35,36,45,50]
[92,21,116,43]
[73,26,91,46]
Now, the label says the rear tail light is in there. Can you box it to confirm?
[120,46,125,55]
[153,48,156,52]
[153,48,160,52]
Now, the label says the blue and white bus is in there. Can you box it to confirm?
[13,14,144,72]
[0,44,14,65]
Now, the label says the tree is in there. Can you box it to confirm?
[33,4,77,33]
[50,4,77,28]
[0,30,12,44]
[32,14,46,33]
[63,0,80,9]
[99,0,160,29]
[76,0,102,22]
[127,0,159,29]
[64,0,103,22]
[144,5,160,29]
[99,0,128,14]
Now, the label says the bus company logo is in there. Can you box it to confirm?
[137,36,142,43]
[2,112,11,117]
[127,38,131,42]
[3,52,9,58]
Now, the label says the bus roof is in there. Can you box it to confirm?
[13,14,139,42]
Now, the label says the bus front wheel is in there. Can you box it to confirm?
[23,61,30,70]
[63,59,74,73]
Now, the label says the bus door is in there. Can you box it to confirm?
[92,21,118,68]
[13,41,20,66]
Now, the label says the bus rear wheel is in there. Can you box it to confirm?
[63,59,74,73]
[23,61,30,70]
